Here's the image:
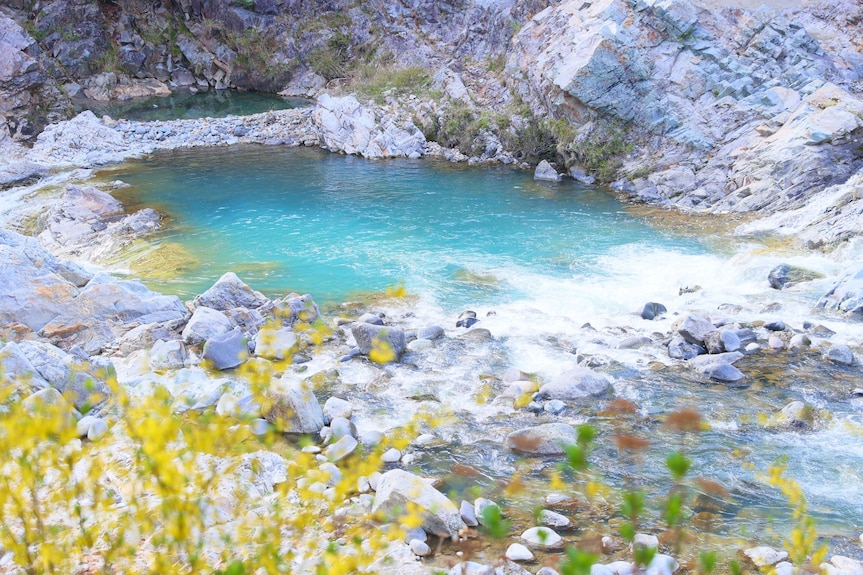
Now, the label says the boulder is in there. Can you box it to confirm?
[18,341,110,410]
[253,327,298,361]
[505,423,577,455]
[768,401,815,430]
[263,375,325,434]
[667,336,705,360]
[538,367,612,400]
[521,526,563,549]
[323,397,353,421]
[825,343,855,365]
[677,314,715,346]
[149,339,188,371]
[535,160,563,182]
[640,302,667,320]
[202,328,249,370]
[817,268,863,317]
[273,293,320,325]
[372,469,466,538]
[350,323,406,362]
[0,341,50,391]
[182,307,233,346]
[192,272,270,311]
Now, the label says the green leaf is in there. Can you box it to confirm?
[619,521,635,542]
[480,504,510,539]
[663,492,683,527]
[577,424,596,446]
[666,451,691,481]
[621,490,645,518]
[729,559,742,575]
[560,546,598,575]
[564,443,587,472]
[699,551,718,575]
[634,545,656,568]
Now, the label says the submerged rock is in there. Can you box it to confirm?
[505,422,576,455]
[538,367,612,400]
[818,268,863,317]
[768,264,822,290]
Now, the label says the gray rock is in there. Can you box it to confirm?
[194,275,266,310]
[667,336,706,360]
[504,423,577,455]
[409,539,431,557]
[743,546,789,568]
[358,312,384,325]
[418,325,445,340]
[182,307,233,346]
[87,417,108,441]
[273,293,320,325]
[263,376,325,434]
[677,314,715,345]
[506,543,534,562]
[720,330,741,353]
[705,363,745,385]
[826,344,855,365]
[539,509,572,529]
[202,328,248,370]
[768,264,822,290]
[350,323,406,362]
[22,387,75,420]
[538,367,612,400]
[0,341,50,391]
[545,399,566,415]
[372,469,466,538]
[150,339,188,371]
[768,401,815,430]
[535,160,563,182]
[764,321,786,332]
[461,500,479,527]
[253,327,298,360]
[329,417,356,439]
[18,341,109,410]
[818,268,863,316]
[640,302,667,320]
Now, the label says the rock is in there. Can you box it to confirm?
[358,312,385,325]
[474,498,500,525]
[253,327,298,361]
[323,397,353,421]
[505,423,577,455]
[633,533,659,552]
[372,469,466,538]
[788,334,811,350]
[677,314,715,346]
[461,500,479,526]
[329,417,356,440]
[768,401,815,430]
[768,264,822,290]
[202,328,248,370]
[181,307,233,346]
[645,554,679,575]
[537,569,561,575]
[618,336,652,349]
[21,387,75,421]
[192,272,270,311]
[825,344,855,365]
[818,268,863,317]
[641,302,667,320]
[592,566,615,575]
[409,539,431,557]
[418,325,445,340]
[828,556,863,575]
[506,543,534,561]
[76,415,98,437]
[720,330,741,353]
[521,526,562,549]
[705,363,745,384]
[545,399,566,415]
[743,546,789,567]
[350,323,406,362]
[87,417,108,441]
[0,341,50,391]
[449,562,495,575]
[407,338,434,351]
[263,376,325,434]
[381,448,401,463]
[667,336,705,360]
[325,434,359,462]
[538,367,612,400]
[150,339,188,371]
[539,509,572,529]
[18,341,110,410]
[764,321,786,332]
[535,160,563,182]
[273,293,320,325]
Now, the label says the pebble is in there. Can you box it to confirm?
[87,418,108,441]
[461,500,479,526]
[505,543,534,561]
[539,509,572,529]
[521,526,562,548]
[545,399,566,414]
[743,546,788,567]
[633,533,659,551]
[381,448,401,463]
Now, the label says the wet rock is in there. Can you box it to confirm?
[538,367,612,400]
[192,272,270,311]
[475,498,500,525]
[641,302,667,320]
[677,314,715,346]
[418,325,445,340]
[768,401,816,430]
[182,307,233,345]
[667,336,705,360]
[818,268,863,317]
[358,312,385,325]
[150,339,188,371]
[535,160,563,182]
[825,344,855,365]
[263,376,325,434]
[350,323,406,361]
[618,336,652,349]
[788,334,811,350]
[457,310,479,328]
[372,469,466,538]
[202,328,248,370]
[539,509,572,529]
[461,500,479,526]
[705,363,745,385]
[764,320,786,332]
[521,526,562,549]
[768,264,822,290]
[505,422,577,455]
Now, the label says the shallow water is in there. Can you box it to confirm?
[101,144,863,561]
[76,89,308,122]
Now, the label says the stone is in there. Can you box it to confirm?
[409,539,431,557]
[618,336,651,349]
[87,417,108,441]
[667,336,705,360]
[545,399,566,414]
[18,341,110,410]
[150,339,187,371]
[202,328,248,370]
[769,401,815,430]
[768,264,821,290]
[825,344,855,365]
[538,367,612,400]
[645,554,679,575]
[0,342,50,391]
[640,302,667,320]
[534,160,563,182]
[764,321,786,332]
[705,363,745,384]
[505,423,577,455]
[21,387,74,420]
[521,526,562,549]
[323,397,353,421]
[329,417,356,439]
[633,533,659,552]
[818,268,863,317]
[592,566,615,575]
[474,498,500,525]
[506,543,534,561]
[358,312,384,325]
[273,294,320,325]
[253,327,298,360]
[720,330,741,352]
[539,509,571,529]
[381,448,401,463]
[677,314,715,346]
[461,500,479,526]
[449,562,495,575]
[193,272,270,311]
[350,323,406,362]
[372,469,466,538]
[325,434,358,462]
[263,375,325,434]
[418,325,445,340]
[182,307,232,346]
[76,415,98,437]
[743,546,789,567]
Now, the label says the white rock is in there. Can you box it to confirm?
[744,546,788,567]
[460,500,478,527]
[409,539,431,557]
[633,533,659,552]
[382,448,401,463]
[474,498,500,525]
[76,415,97,437]
[86,418,108,441]
[520,526,562,548]
[505,543,534,561]
[607,561,635,575]
[323,396,353,421]
[539,509,571,529]
[372,469,465,538]
[645,554,679,575]
[591,565,615,575]
[830,556,863,575]
[325,434,358,462]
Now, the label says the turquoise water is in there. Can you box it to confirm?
[107,145,709,306]
[77,89,309,122]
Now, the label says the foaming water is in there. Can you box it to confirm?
[103,144,863,552]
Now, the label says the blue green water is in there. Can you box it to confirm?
[107,145,709,306]
[77,89,309,122]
